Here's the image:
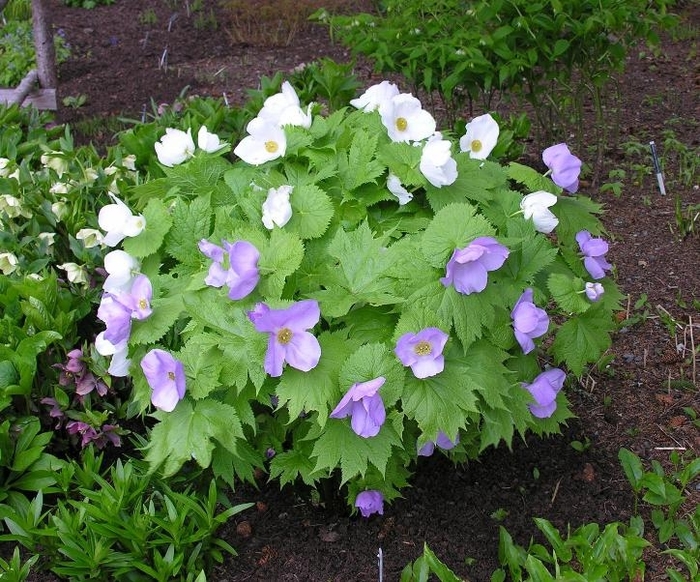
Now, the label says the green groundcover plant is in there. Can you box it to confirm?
[91,81,622,513]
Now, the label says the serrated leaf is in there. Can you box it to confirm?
[258,229,304,299]
[552,195,605,245]
[377,141,423,187]
[552,305,614,375]
[269,448,318,487]
[179,336,224,399]
[547,273,591,314]
[129,294,184,345]
[343,129,385,190]
[122,198,173,259]
[427,157,507,210]
[165,194,212,266]
[285,183,334,240]
[507,161,558,194]
[421,203,496,268]
[338,343,405,405]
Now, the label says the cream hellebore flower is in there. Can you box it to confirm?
[51,200,69,221]
[197,126,226,153]
[0,252,19,275]
[0,158,10,177]
[50,182,70,195]
[121,154,137,171]
[58,262,89,285]
[459,113,499,160]
[98,196,146,247]
[41,151,69,177]
[520,191,559,234]
[350,80,400,115]
[38,232,56,247]
[387,174,413,206]
[262,185,293,230]
[0,195,31,219]
[103,249,140,293]
[234,117,287,166]
[258,81,312,128]
[76,228,104,248]
[155,128,196,167]
[419,133,458,187]
[381,93,436,143]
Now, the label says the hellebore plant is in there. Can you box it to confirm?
[93,80,621,513]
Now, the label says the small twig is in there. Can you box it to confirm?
[689,315,697,385]
[159,48,168,70]
[377,548,383,582]
[654,447,686,451]
[222,92,229,107]
[167,13,179,32]
[655,424,685,449]
[625,294,632,320]
[550,477,563,506]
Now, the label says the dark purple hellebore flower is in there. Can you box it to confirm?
[576,230,612,280]
[355,490,384,518]
[418,431,459,456]
[329,376,386,438]
[542,143,582,193]
[440,237,509,295]
[140,349,186,412]
[199,238,260,300]
[395,327,449,379]
[511,288,550,354]
[248,300,321,377]
[66,421,99,448]
[75,371,108,397]
[97,294,132,345]
[522,368,566,418]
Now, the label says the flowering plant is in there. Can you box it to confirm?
[100,81,622,511]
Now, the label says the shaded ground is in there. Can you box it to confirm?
[22,0,700,580]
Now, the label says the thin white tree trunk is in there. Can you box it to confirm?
[31,0,57,89]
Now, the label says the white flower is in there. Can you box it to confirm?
[197,126,225,153]
[419,133,458,187]
[387,174,413,206]
[0,252,19,275]
[0,195,31,219]
[459,113,499,160]
[41,151,69,177]
[258,82,312,128]
[76,228,104,248]
[234,117,287,166]
[95,332,131,377]
[51,200,69,221]
[49,182,70,195]
[98,197,146,247]
[520,191,559,233]
[103,249,140,293]
[262,185,293,229]
[38,232,56,247]
[121,155,137,171]
[83,167,99,185]
[0,158,10,177]
[58,262,88,285]
[155,128,195,167]
[350,81,400,115]
[381,94,436,143]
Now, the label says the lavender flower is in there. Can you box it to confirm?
[199,239,260,300]
[140,349,186,412]
[395,327,448,379]
[329,377,386,438]
[542,143,582,193]
[585,282,605,302]
[576,230,612,280]
[248,300,321,377]
[96,295,132,345]
[114,274,153,320]
[418,431,459,456]
[355,490,384,518]
[511,289,550,354]
[522,368,566,418]
[441,237,509,295]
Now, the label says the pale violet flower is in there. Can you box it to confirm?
[0,252,19,275]
[381,93,436,143]
[543,143,582,193]
[234,117,287,166]
[418,431,459,456]
[141,349,186,412]
[511,288,549,354]
[576,231,612,280]
[76,228,104,248]
[103,250,140,293]
[522,368,566,418]
[197,126,225,153]
[58,263,88,285]
[520,191,559,234]
[98,197,146,247]
[95,333,131,377]
[355,490,384,518]
[350,80,399,115]
[258,82,312,128]
[262,185,293,230]
[155,128,195,167]
[459,113,499,160]
[419,133,458,187]
[585,282,605,302]
[387,174,413,205]
[330,377,386,438]
[395,327,449,379]
[441,237,510,295]
[198,239,260,300]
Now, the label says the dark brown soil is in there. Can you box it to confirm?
[22,0,700,580]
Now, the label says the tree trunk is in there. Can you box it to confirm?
[31,0,57,89]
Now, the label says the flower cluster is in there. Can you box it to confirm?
[53,348,108,398]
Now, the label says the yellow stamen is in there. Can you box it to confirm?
[277,328,293,345]
[138,298,148,309]
[414,341,432,356]
[265,140,279,153]
[471,139,482,152]
[395,117,408,132]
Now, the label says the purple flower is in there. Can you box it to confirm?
[97,294,133,345]
[440,237,509,295]
[75,372,108,397]
[542,143,582,193]
[522,368,566,418]
[395,327,448,379]
[418,431,459,456]
[355,490,384,518]
[576,230,612,280]
[248,300,321,377]
[140,349,186,412]
[66,421,99,448]
[511,288,550,354]
[585,282,605,302]
[329,377,386,438]
[115,274,153,320]
[199,239,260,300]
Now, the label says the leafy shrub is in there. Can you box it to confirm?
[0,20,70,87]
[61,0,114,9]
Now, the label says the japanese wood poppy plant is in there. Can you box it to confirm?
[93,81,622,513]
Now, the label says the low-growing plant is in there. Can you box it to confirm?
[0,545,39,582]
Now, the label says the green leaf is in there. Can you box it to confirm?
[547,273,591,314]
[122,198,173,258]
[338,343,405,406]
[342,128,385,190]
[179,336,224,400]
[165,194,212,266]
[129,294,183,345]
[285,183,334,240]
[258,229,304,299]
[552,195,604,245]
[552,305,614,375]
[269,448,318,487]
[507,161,557,194]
